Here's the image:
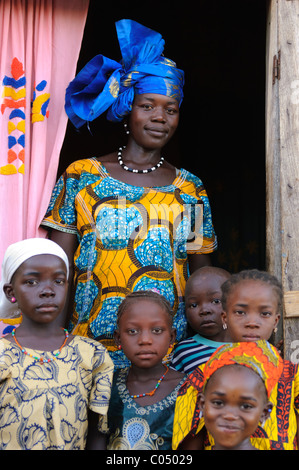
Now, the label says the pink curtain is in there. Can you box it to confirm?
[0,0,89,261]
[0,0,89,333]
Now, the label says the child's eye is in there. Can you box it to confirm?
[127,329,138,335]
[240,403,254,411]
[25,279,38,286]
[189,303,198,309]
[152,327,163,334]
[54,279,66,285]
[212,299,221,305]
[261,311,272,317]
[234,310,245,316]
[211,399,224,408]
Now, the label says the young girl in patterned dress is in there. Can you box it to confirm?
[98,290,185,450]
[0,238,113,450]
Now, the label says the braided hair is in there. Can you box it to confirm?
[221,269,283,311]
[116,290,174,326]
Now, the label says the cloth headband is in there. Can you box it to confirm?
[0,238,69,318]
[202,340,284,398]
[65,19,185,127]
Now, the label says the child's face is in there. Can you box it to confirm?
[222,280,280,342]
[5,254,68,325]
[185,274,225,339]
[115,300,176,369]
[199,365,272,450]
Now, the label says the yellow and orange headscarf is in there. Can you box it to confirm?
[202,340,284,398]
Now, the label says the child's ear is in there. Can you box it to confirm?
[221,311,227,327]
[260,402,273,425]
[198,393,205,413]
[170,327,177,345]
[273,313,281,329]
[3,283,15,302]
[114,329,121,348]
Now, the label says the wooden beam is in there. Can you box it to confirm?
[266,1,281,278]
[277,0,299,359]
[266,0,299,359]
[266,0,283,341]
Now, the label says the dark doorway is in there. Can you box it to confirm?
[59,0,267,273]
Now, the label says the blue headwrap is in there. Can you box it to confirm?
[65,19,185,128]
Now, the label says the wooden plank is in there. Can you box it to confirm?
[284,291,299,318]
[265,0,283,342]
[266,0,281,278]
[277,0,299,359]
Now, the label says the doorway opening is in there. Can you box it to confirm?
[59,0,267,273]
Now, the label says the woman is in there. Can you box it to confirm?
[41,19,217,368]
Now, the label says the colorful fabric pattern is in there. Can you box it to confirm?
[42,159,217,368]
[171,334,228,374]
[65,19,184,127]
[0,335,113,450]
[172,343,299,451]
[172,366,204,449]
[1,58,26,175]
[0,58,51,176]
[103,367,185,450]
[202,341,284,398]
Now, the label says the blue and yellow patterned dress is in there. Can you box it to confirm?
[0,336,113,450]
[42,159,217,368]
[104,367,185,450]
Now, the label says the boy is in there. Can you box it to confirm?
[171,266,230,374]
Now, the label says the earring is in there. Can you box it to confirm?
[117,344,122,350]
[273,327,278,334]
[11,297,16,304]
[124,122,129,135]
[222,323,227,330]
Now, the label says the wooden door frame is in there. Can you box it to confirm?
[266,0,299,361]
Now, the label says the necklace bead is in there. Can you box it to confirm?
[129,365,169,399]
[11,328,69,363]
[117,146,164,174]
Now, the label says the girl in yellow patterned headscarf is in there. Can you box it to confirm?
[198,341,283,450]
[202,340,283,399]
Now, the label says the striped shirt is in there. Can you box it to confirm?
[171,334,228,374]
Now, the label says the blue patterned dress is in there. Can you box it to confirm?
[104,368,185,450]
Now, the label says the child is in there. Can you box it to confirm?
[221,269,281,344]
[0,238,113,450]
[171,266,231,373]
[99,290,185,450]
[198,341,282,450]
[172,269,299,451]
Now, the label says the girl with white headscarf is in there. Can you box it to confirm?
[0,237,69,318]
[0,238,113,450]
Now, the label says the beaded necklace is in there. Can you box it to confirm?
[11,327,69,364]
[129,365,169,399]
[117,146,165,174]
